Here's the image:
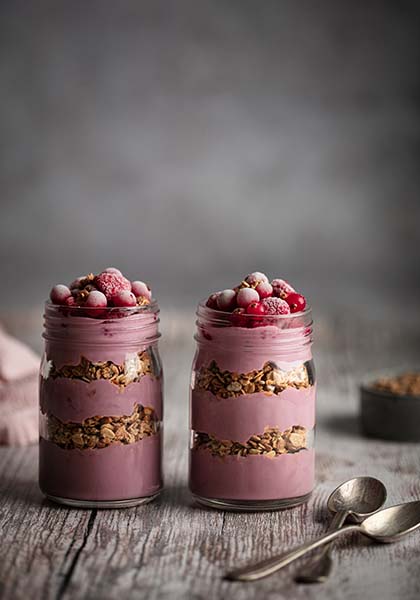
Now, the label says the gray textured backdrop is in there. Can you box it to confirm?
[1,1,419,315]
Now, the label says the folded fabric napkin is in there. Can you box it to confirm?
[0,327,40,446]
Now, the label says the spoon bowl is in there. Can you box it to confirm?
[327,476,387,522]
[359,500,420,542]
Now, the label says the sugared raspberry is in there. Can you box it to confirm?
[261,297,291,315]
[104,267,123,276]
[94,271,131,300]
[255,281,273,299]
[285,292,306,313]
[237,287,259,308]
[245,271,269,287]
[112,290,137,307]
[246,301,266,316]
[50,284,72,305]
[206,292,220,309]
[85,290,108,308]
[271,279,296,299]
[217,289,237,312]
[230,307,247,327]
[131,280,152,301]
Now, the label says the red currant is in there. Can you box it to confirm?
[285,292,306,313]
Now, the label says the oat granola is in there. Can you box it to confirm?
[48,349,155,388]
[47,403,159,450]
[194,360,311,398]
[193,425,308,457]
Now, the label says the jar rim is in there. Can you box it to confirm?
[197,299,312,322]
[44,299,159,316]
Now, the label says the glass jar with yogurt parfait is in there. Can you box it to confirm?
[189,272,315,511]
[39,269,163,508]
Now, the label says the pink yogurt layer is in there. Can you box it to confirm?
[191,386,315,443]
[190,448,314,500]
[44,310,159,367]
[40,375,162,422]
[195,323,312,373]
[39,434,162,501]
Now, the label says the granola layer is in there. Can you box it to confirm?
[47,349,155,388]
[45,403,159,450]
[193,425,308,457]
[194,360,311,398]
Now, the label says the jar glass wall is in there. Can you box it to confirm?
[189,303,315,510]
[39,302,163,508]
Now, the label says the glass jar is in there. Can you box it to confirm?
[189,303,315,510]
[39,302,163,508]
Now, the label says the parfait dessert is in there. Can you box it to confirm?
[189,272,315,510]
[39,268,163,508]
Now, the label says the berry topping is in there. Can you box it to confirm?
[94,271,131,300]
[50,284,72,305]
[112,290,137,307]
[271,279,296,299]
[246,301,266,316]
[245,271,269,287]
[237,287,260,308]
[261,297,291,315]
[131,280,152,301]
[216,289,237,312]
[49,268,154,317]
[285,292,306,313]
[255,280,273,299]
[85,290,108,308]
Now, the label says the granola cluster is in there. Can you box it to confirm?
[47,404,159,450]
[193,425,308,457]
[195,360,311,398]
[372,372,420,397]
[48,350,155,388]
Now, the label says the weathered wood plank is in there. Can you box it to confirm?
[1,314,420,600]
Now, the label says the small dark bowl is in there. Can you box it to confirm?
[360,372,420,442]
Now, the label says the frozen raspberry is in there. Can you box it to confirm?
[104,267,123,276]
[94,271,131,300]
[217,289,237,312]
[230,307,247,327]
[206,292,220,309]
[285,292,306,313]
[85,290,108,308]
[237,287,259,308]
[131,280,152,301]
[255,281,273,299]
[50,284,72,305]
[112,290,137,307]
[261,297,291,315]
[246,301,266,316]
[244,271,269,288]
[271,279,296,299]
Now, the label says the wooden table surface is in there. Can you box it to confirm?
[1,312,420,600]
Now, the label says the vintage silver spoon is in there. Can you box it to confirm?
[295,476,387,583]
[226,500,420,582]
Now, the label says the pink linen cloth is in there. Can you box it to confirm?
[0,327,40,445]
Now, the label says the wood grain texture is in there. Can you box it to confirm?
[1,313,420,600]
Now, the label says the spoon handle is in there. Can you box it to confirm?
[295,510,348,583]
[225,524,360,582]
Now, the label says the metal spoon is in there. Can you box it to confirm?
[295,476,387,583]
[225,500,420,582]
